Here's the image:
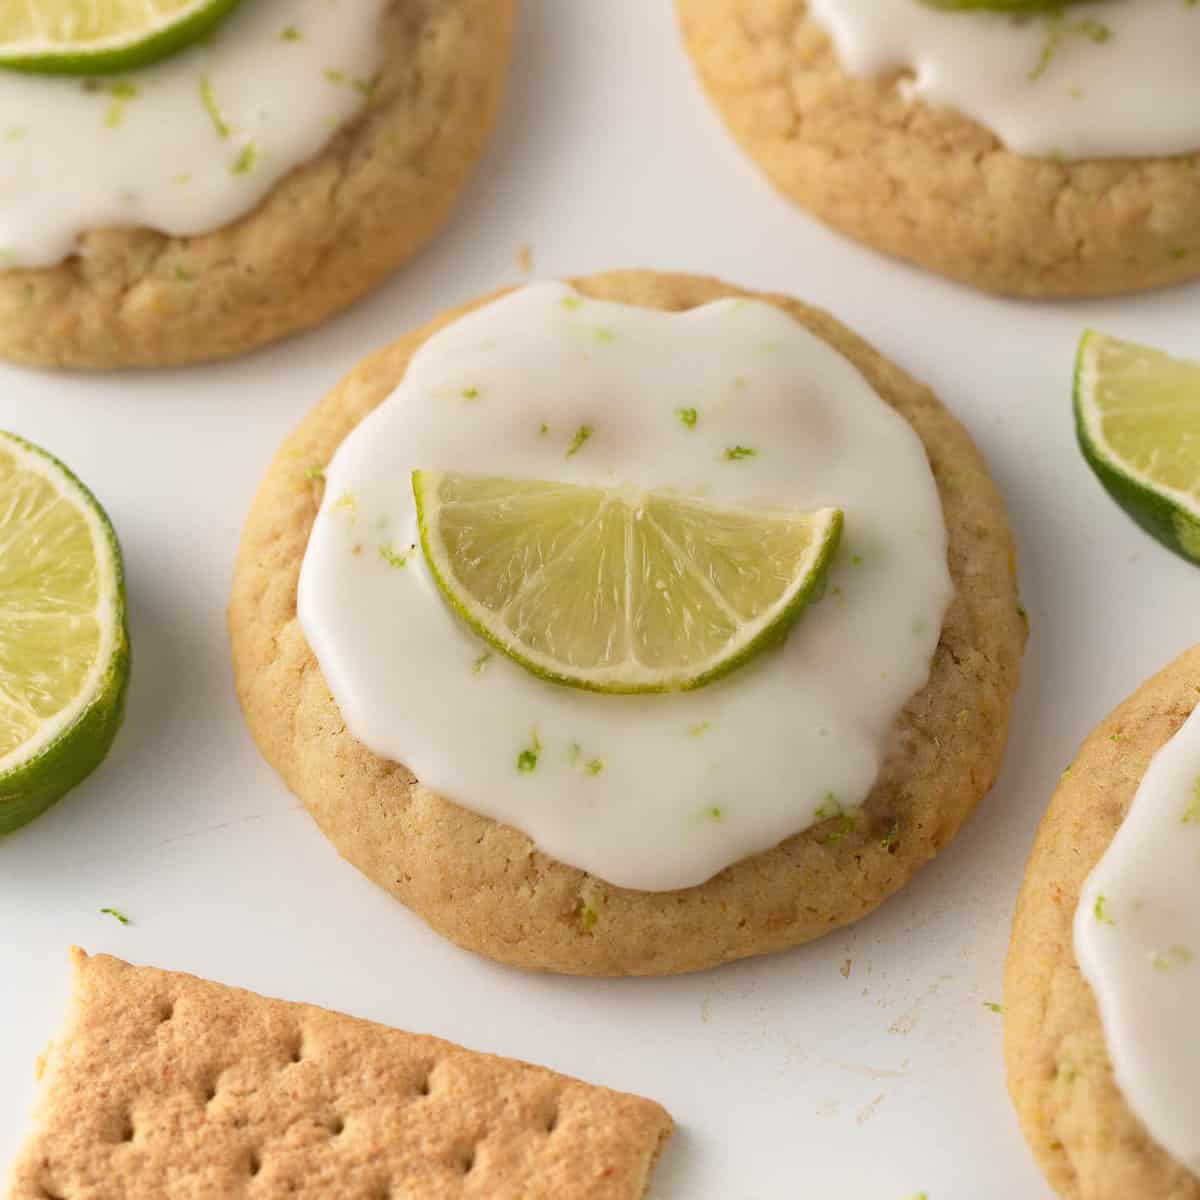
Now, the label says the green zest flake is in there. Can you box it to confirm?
[675,407,698,429]
[1182,778,1200,824]
[172,265,196,282]
[704,805,725,822]
[723,445,757,461]
[880,822,900,850]
[230,142,258,176]
[103,80,139,128]
[199,75,230,139]
[560,295,582,311]
[1094,894,1116,926]
[4,126,24,141]
[594,327,616,344]
[565,425,593,458]
[461,386,481,400]
[279,25,302,41]
[851,553,864,566]
[814,793,842,821]
[352,76,378,98]
[324,67,347,85]
[585,758,605,775]
[473,649,492,675]
[1151,944,1194,973]
[174,173,192,186]
[1030,14,1112,82]
[580,891,605,931]
[100,907,130,926]
[379,542,413,569]
[820,814,856,845]
[332,491,357,521]
[984,1002,1004,1014]
[688,721,711,737]
[538,423,550,436]
[517,729,542,773]
[304,464,325,482]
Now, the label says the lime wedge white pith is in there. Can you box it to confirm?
[0,0,244,75]
[0,432,128,834]
[413,470,843,694]
[1075,331,1200,567]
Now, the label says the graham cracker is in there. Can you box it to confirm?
[6,950,672,1199]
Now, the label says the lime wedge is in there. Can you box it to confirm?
[0,0,244,75]
[0,432,129,835]
[413,471,843,694]
[1075,331,1200,567]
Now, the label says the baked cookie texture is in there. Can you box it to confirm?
[1005,647,1200,1200]
[0,0,517,370]
[675,0,1200,298]
[229,270,1026,977]
[6,949,672,1200]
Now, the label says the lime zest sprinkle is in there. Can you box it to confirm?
[1150,944,1194,973]
[332,491,357,522]
[675,407,699,429]
[723,445,757,461]
[704,805,725,822]
[984,1002,1004,1014]
[103,80,138,128]
[538,422,550,436]
[814,792,842,821]
[199,75,230,139]
[688,721,711,737]
[473,649,492,675]
[1030,14,1112,82]
[5,126,25,141]
[304,465,325,482]
[820,813,857,845]
[172,265,195,282]
[279,25,302,41]
[565,425,593,458]
[174,172,192,186]
[560,295,582,310]
[880,822,900,850]
[230,142,258,176]
[594,327,616,344]
[461,386,481,400]
[1182,778,1200,824]
[585,758,605,775]
[352,75,378,98]
[379,542,414,569]
[1094,894,1116,925]
[517,729,542,773]
[580,891,605,931]
[324,67,346,85]
[100,907,130,926]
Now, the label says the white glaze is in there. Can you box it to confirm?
[0,0,385,268]
[808,0,1200,160]
[298,283,953,892]
[1076,702,1200,1177]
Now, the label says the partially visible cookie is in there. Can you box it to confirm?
[1004,646,1200,1200]
[5,949,673,1200]
[675,0,1200,298]
[228,269,1026,976]
[0,0,516,370]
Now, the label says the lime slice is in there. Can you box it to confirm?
[0,0,244,75]
[413,471,843,694]
[1075,331,1200,567]
[0,432,129,835]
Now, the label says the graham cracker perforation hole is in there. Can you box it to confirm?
[288,1031,305,1064]
[118,1113,135,1143]
[329,1116,346,1137]
[248,1150,262,1177]
[158,1000,175,1024]
[544,1106,559,1134]
[458,1146,476,1174]
[37,1184,65,1200]
[415,1073,431,1097]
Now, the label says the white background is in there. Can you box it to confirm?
[2,5,1198,1198]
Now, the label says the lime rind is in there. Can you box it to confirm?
[1074,330,1200,568]
[0,0,244,76]
[0,431,129,835]
[413,470,844,695]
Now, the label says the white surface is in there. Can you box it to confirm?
[301,283,951,892]
[1,5,1198,1197]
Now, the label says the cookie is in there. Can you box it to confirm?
[229,269,1026,976]
[674,0,1200,298]
[0,0,516,370]
[5,948,673,1200]
[1004,646,1200,1200]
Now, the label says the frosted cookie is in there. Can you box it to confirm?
[1005,646,1200,1200]
[675,0,1200,298]
[229,270,1026,976]
[6,948,672,1200]
[0,0,516,369]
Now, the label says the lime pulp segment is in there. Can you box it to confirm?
[1075,331,1200,567]
[0,0,245,75]
[0,431,128,833]
[413,470,843,694]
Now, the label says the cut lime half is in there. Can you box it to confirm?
[1075,331,1200,567]
[0,432,129,834]
[0,0,244,75]
[413,470,843,694]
